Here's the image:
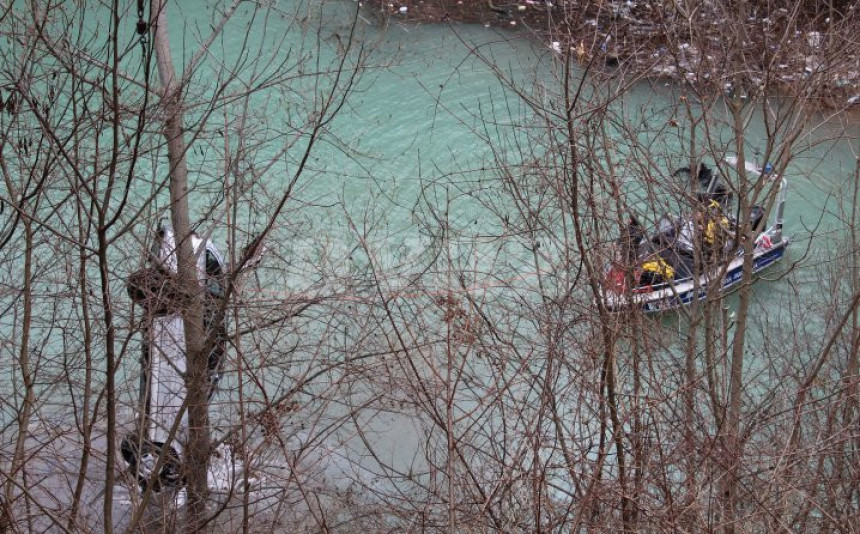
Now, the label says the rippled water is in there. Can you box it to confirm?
[2,0,859,522]
[184,0,860,479]
[137,0,857,264]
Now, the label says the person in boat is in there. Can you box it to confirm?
[702,199,732,258]
[638,255,675,287]
[619,214,646,263]
[605,214,650,293]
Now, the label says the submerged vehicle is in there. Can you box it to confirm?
[601,156,789,313]
[122,226,228,491]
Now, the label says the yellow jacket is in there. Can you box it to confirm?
[704,216,730,245]
[704,200,730,245]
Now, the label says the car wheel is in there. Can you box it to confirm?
[121,437,182,492]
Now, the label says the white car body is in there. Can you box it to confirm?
[123,226,227,491]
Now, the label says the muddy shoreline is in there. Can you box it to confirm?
[364,0,860,110]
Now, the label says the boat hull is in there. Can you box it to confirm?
[602,237,788,313]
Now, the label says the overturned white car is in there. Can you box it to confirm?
[122,226,228,491]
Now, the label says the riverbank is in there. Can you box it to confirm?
[366,0,860,110]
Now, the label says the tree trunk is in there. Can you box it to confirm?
[150,0,211,529]
[722,99,751,534]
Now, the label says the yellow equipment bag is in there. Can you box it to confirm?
[641,257,675,280]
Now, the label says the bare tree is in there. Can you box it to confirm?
[326,1,860,532]
[1,0,858,532]
[1,0,370,531]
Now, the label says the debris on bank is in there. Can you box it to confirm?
[365,0,860,110]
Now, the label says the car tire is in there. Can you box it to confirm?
[121,437,182,492]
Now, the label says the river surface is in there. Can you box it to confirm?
[167,0,860,286]
[2,0,860,526]
[191,0,860,483]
